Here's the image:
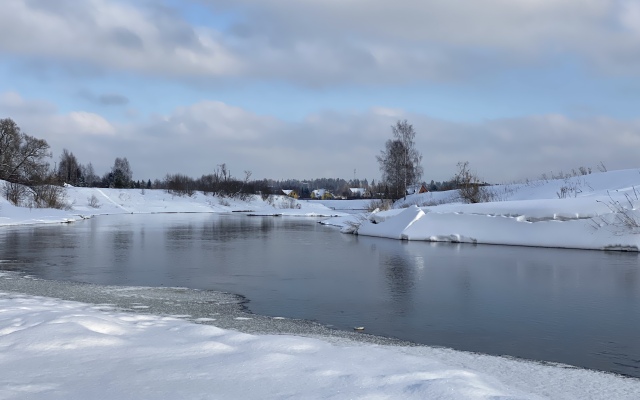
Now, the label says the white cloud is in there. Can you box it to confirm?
[2,0,639,85]
[204,0,640,82]
[3,92,640,183]
[0,0,242,78]
[64,112,116,136]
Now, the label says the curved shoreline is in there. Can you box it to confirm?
[2,272,640,399]
[0,271,416,347]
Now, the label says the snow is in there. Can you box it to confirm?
[325,169,640,251]
[0,184,343,226]
[358,205,425,239]
[1,292,639,399]
[312,198,372,210]
[2,171,640,397]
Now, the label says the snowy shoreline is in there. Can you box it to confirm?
[1,283,639,399]
[0,183,346,227]
[2,172,640,397]
[324,169,640,252]
[7,169,640,254]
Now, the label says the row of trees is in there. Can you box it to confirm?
[56,148,134,189]
[162,165,258,199]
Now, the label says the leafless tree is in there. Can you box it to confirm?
[377,120,423,199]
[0,118,51,184]
[164,173,196,196]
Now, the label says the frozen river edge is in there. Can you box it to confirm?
[0,271,410,346]
[1,272,640,399]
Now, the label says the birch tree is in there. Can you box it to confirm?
[376,120,423,199]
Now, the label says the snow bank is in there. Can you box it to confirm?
[0,182,342,226]
[0,198,81,226]
[1,292,638,399]
[357,205,425,239]
[325,169,640,251]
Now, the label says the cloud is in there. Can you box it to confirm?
[0,0,242,78]
[2,92,639,183]
[202,0,640,83]
[0,92,117,165]
[2,0,640,86]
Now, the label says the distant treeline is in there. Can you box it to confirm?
[1,117,468,209]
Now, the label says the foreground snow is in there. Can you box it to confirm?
[0,184,342,226]
[1,292,638,400]
[325,169,640,251]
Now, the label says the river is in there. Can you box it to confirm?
[1,213,639,378]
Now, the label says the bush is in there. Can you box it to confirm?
[2,181,29,206]
[30,184,69,210]
[454,161,493,204]
[87,194,101,209]
[367,198,392,212]
[2,181,68,209]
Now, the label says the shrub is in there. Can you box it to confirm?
[367,198,391,212]
[30,184,69,210]
[2,181,29,206]
[454,161,494,204]
[87,194,101,209]
[591,190,640,235]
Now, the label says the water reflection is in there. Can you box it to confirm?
[111,230,133,263]
[0,214,639,378]
[380,252,415,314]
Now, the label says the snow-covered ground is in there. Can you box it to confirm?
[324,169,640,251]
[2,171,640,398]
[311,198,372,211]
[1,291,639,399]
[0,183,343,226]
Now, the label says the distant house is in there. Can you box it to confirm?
[406,183,429,195]
[311,189,333,199]
[282,189,298,199]
[349,188,370,198]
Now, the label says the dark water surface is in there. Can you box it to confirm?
[1,214,639,377]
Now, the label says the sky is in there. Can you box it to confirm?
[1,0,640,183]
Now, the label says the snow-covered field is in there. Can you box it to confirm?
[2,171,640,398]
[1,291,639,399]
[325,169,640,251]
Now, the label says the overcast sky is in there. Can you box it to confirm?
[1,0,640,183]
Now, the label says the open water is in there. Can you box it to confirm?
[0,213,639,378]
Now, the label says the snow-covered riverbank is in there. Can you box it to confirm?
[324,169,640,251]
[0,184,342,226]
[0,289,638,400]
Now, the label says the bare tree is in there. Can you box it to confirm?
[164,173,196,196]
[0,118,51,184]
[377,120,423,199]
